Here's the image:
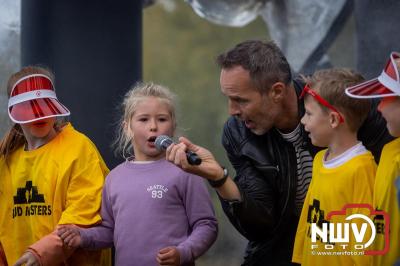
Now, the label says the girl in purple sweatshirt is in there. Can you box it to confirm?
[58,82,218,266]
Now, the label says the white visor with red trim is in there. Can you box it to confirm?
[8,74,70,124]
[345,52,400,98]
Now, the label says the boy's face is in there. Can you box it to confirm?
[378,96,400,137]
[301,96,334,147]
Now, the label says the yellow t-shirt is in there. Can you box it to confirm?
[0,123,110,265]
[293,149,376,266]
[372,137,400,266]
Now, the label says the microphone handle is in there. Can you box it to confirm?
[187,150,202,165]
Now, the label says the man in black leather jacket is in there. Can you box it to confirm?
[166,40,392,266]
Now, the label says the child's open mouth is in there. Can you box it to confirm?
[147,136,157,143]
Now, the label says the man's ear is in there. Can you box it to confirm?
[269,82,286,102]
[329,112,342,128]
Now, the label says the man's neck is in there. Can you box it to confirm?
[275,84,299,133]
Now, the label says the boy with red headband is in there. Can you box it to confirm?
[0,66,110,265]
[292,68,376,265]
[346,52,400,266]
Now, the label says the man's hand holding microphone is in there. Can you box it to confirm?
[156,135,241,201]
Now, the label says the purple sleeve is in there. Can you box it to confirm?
[176,175,218,265]
[79,179,115,249]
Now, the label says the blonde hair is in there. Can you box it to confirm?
[114,82,177,159]
[0,66,67,163]
[303,68,371,132]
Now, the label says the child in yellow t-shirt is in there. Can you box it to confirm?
[346,52,400,266]
[0,66,110,266]
[292,69,376,265]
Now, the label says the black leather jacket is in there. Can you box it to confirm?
[220,78,393,266]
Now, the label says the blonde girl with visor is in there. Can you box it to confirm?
[0,66,110,266]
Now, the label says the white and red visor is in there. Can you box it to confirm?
[8,74,70,124]
[345,52,400,98]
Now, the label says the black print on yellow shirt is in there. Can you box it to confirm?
[13,181,44,204]
[307,199,329,225]
[12,180,52,219]
[373,209,385,235]
[306,199,332,243]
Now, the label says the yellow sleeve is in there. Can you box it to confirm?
[350,158,376,266]
[59,145,109,225]
[292,187,312,264]
[30,141,109,265]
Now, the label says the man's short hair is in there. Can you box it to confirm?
[304,68,371,132]
[216,40,292,92]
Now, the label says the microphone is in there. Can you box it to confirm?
[155,135,202,165]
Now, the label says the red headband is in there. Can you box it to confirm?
[300,84,344,123]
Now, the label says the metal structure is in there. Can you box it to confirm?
[21,0,143,168]
[184,0,400,78]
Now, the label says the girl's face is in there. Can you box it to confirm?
[129,96,175,161]
[301,97,334,147]
[19,117,57,149]
[378,96,400,137]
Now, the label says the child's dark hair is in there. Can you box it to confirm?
[216,40,292,93]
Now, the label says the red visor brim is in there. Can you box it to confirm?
[8,98,70,124]
[345,78,397,99]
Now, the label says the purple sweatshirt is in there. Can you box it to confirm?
[79,159,218,266]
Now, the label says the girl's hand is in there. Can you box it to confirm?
[57,224,82,248]
[156,246,180,266]
[13,252,39,266]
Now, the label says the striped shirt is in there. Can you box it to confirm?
[278,124,313,215]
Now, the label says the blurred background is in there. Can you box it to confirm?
[1,0,399,265]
